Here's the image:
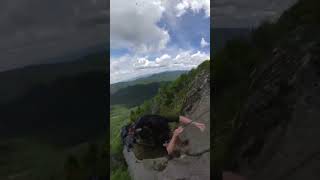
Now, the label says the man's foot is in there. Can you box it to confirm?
[194,122,206,132]
[163,142,168,147]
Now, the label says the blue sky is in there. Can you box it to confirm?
[110,0,210,84]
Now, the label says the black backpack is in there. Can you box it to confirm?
[134,115,171,146]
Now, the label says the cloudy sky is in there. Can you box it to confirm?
[0,0,298,77]
[212,0,298,28]
[0,0,108,72]
[110,0,210,84]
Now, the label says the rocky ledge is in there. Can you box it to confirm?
[124,68,210,180]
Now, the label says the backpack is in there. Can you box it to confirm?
[134,115,171,147]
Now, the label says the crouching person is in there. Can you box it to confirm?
[163,116,205,157]
[122,115,206,159]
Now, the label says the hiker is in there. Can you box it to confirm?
[130,115,205,156]
[121,124,135,152]
[162,115,205,156]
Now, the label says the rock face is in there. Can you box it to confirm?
[123,67,210,180]
[231,26,320,180]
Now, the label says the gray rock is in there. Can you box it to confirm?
[123,67,211,180]
[231,26,320,180]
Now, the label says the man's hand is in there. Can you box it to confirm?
[173,127,184,137]
[193,122,206,132]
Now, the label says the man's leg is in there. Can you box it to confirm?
[179,116,206,131]
[165,126,184,155]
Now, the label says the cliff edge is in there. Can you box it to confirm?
[123,63,210,180]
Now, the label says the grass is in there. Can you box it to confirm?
[110,105,132,180]
[110,105,132,155]
[111,167,131,180]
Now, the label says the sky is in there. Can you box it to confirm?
[212,0,298,28]
[110,0,210,84]
[0,0,108,72]
[0,0,298,77]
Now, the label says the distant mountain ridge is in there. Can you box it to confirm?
[0,50,108,104]
[0,49,109,179]
[0,71,108,144]
[110,82,168,108]
[110,70,187,94]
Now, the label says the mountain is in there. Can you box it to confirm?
[0,51,109,179]
[110,82,169,108]
[0,50,108,104]
[0,70,109,180]
[213,0,320,179]
[0,71,108,145]
[123,60,210,180]
[110,70,187,94]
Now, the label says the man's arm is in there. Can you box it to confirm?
[166,127,184,154]
[179,115,193,124]
[179,116,205,131]
[166,134,178,155]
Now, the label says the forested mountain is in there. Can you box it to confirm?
[129,60,210,121]
[110,70,187,94]
[0,71,108,144]
[0,51,109,180]
[110,82,169,108]
[0,50,107,104]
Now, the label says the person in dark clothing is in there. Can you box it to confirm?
[132,115,206,156]
[121,114,205,159]
[133,115,177,146]
[121,124,135,152]
[162,115,205,156]
[120,125,129,145]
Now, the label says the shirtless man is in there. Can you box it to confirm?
[163,116,205,155]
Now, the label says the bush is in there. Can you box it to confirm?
[111,167,131,180]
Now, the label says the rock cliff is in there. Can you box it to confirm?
[231,25,320,180]
[123,64,210,180]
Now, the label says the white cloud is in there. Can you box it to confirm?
[110,0,170,53]
[200,37,209,48]
[110,0,210,54]
[110,0,210,84]
[133,56,163,69]
[110,50,209,84]
[175,0,210,17]
[155,54,171,66]
[172,50,209,67]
